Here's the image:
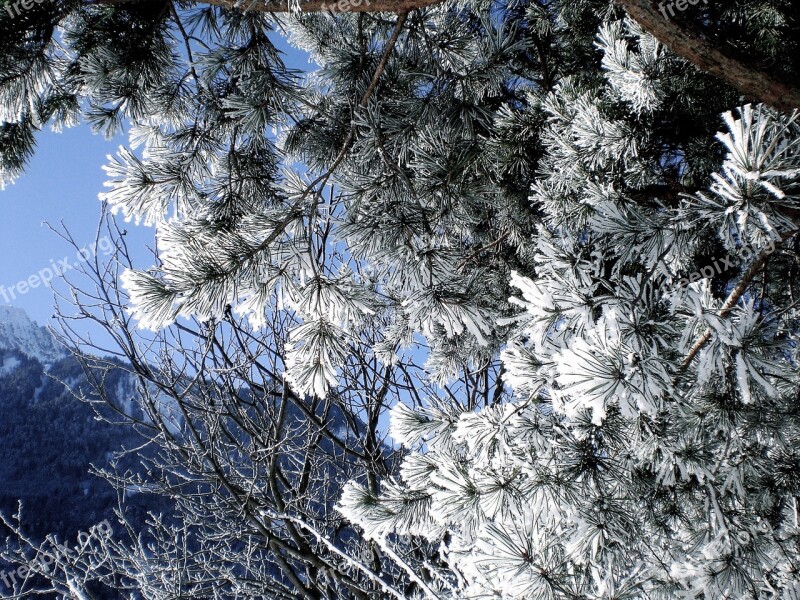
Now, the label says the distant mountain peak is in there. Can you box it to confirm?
[0,305,65,363]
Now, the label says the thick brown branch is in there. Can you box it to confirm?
[96,0,444,12]
[615,0,800,112]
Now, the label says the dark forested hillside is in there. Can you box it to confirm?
[0,305,372,598]
[0,307,154,557]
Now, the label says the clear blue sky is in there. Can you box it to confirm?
[0,126,139,326]
[0,31,310,330]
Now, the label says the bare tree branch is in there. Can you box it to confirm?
[680,231,795,370]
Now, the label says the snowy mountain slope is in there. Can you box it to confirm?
[0,305,65,364]
[0,307,161,566]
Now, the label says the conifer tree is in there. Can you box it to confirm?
[3,0,800,598]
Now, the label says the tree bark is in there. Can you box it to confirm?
[615,0,800,113]
[112,0,446,12]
